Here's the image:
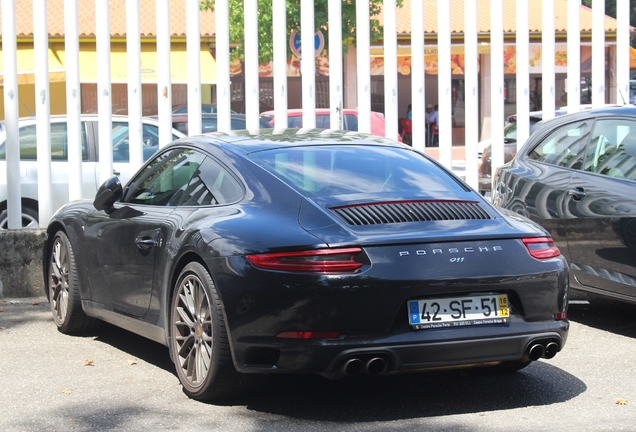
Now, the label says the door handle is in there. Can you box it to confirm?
[568,187,586,201]
[135,236,156,250]
[113,168,121,176]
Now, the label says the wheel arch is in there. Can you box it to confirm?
[165,251,215,354]
[0,197,39,213]
[42,221,66,301]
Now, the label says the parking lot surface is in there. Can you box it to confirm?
[1,295,635,432]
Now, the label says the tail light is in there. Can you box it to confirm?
[246,248,363,273]
[522,237,560,259]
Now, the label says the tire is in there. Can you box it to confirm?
[0,205,39,229]
[47,231,95,334]
[170,262,252,401]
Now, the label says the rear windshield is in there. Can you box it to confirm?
[248,145,466,197]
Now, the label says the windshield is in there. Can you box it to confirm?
[248,145,467,197]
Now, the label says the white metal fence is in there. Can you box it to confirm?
[1,0,634,229]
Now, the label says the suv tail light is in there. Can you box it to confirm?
[522,237,560,259]
[246,248,363,273]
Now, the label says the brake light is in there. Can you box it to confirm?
[246,248,363,273]
[276,331,340,339]
[522,237,560,259]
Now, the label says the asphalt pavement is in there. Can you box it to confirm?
[1,294,635,432]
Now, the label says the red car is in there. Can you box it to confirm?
[260,108,393,138]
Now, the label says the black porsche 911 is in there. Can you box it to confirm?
[44,128,569,401]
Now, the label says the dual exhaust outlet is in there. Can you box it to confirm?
[340,356,388,376]
[526,340,560,361]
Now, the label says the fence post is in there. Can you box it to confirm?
[1,0,21,229]
[96,0,113,186]
[34,0,52,228]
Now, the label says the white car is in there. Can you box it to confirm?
[0,115,185,229]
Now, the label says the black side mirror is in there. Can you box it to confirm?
[93,176,123,214]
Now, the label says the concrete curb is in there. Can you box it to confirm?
[0,229,46,298]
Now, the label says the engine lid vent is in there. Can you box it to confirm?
[330,200,492,226]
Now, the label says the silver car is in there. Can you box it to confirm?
[0,115,185,228]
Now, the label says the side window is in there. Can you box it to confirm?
[142,124,160,147]
[174,156,243,206]
[584,119,636,180]
[142,124,160,161]
[527,121,590,169]
[316,115,330,129]
[344,114,358,131]
[112,122,131,162]
[16,125,37,160]
[0,122,88,161]
[112,123,162,162]
[123,148,206,206]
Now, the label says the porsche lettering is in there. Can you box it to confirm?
[398,246,503,257]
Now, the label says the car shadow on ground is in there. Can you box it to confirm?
[567,292,636,339]
[89,318,587,421]
[237,362,585,421]
[91,321,175,374]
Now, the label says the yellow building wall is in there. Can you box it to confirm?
[0,82,66,120]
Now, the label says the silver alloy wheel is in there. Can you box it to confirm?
[173,273,213,388]
[49,235,70,326]
[0,210,38,229]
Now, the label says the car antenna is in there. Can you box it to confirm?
[609,68,627,105]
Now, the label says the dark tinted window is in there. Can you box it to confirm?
[526,120,591,169]
[248,145,465,197]
[0,122,88,161]
[123,148,206,206]
[174,156,242,206]
[584,119,636,180]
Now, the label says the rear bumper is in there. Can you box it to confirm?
[232,320,569,376]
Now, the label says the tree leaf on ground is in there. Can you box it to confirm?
[83,359,94,366]
[616,398,628,405]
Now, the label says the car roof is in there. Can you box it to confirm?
[172,128,404,154]
[534,105,636,126]
[518,105,636,152]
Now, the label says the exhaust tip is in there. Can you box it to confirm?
[543,342,559,359]
[342,358,364,376]
[365,357,388,376]
[528,343,544,361]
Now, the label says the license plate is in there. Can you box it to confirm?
[408,294,509,330]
